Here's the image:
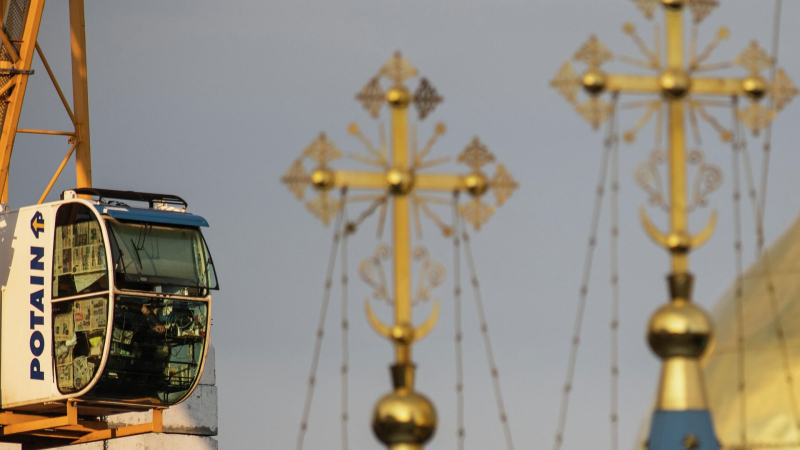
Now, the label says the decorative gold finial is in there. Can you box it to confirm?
[648,300,712,359]
[372,391,437,449]
[582,70,608,96]
[575,35,613,97]
[741,75,767,100]
[354,52,442,121]
[387,86,412,109]
[660,69,690,99]
[736,44,770,101]
[386,167,415,195]
[281,133,344,225]
[310,168,335,191]
[372,365,437,450]
[464,172,489,197]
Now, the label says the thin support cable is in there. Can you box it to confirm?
[296,189,347,450]
[739,130,760,253]
[451,191,466,450]
[757,0,783,237]
[457,197,515,450]
[552,93,619,450]
[340,205,350,450]
[608,112,621,450]
[730,97,748,447]
[348,196,387,233]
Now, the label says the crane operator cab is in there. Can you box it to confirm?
[0,188,218,415]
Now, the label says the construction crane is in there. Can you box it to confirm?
[0,1,219,447]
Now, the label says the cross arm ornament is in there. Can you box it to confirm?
[551,14,797,135]
[603,74,747,97]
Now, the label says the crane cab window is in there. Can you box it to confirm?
[52,204,109,298]
[106,221,217,296]
[51,203,110,394]
[53,296,108,393]
[84,295,208,405]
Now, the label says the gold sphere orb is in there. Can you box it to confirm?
[660,69,690,99]
[387,167,415,195]
[661,0,684,9]
[581,69,607,96]
[742,75,767,100]
[310,168,335,191]
[391,324,414,345]
[666,232,690,253]
[372,389,437,448]
[387,87,412,108]
[647,300,712,359]
[464,172,489,197]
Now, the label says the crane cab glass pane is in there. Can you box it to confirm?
[53,296,108,393]
[52,204,109,298]
[85,295,208,405]
[106,221,217,296]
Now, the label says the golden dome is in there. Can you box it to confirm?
[703,216,800,447]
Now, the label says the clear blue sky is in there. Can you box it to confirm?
[7,1,800,448]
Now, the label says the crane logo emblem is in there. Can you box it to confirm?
[30,212,44,239]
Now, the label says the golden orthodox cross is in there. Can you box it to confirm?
[282,52,518,450]
[551,0,796,273]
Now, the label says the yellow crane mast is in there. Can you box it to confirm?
[0,0,92,207]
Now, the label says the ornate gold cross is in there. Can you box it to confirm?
[550,1,797,446]
[282,52,517,450]
[551,0,796,275]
